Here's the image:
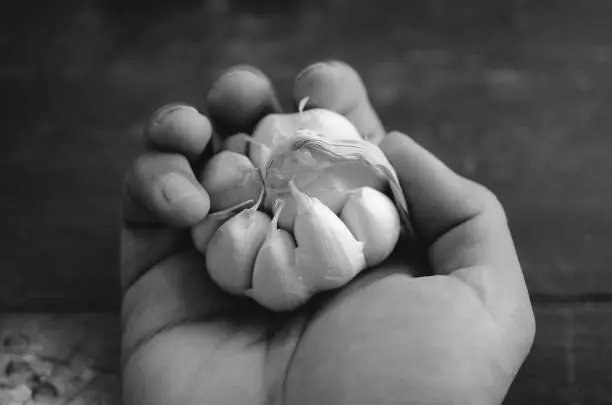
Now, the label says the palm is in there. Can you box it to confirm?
[123,248,516,405]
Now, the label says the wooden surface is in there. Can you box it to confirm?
[1,305,610,404]
[0,313,120,404]
[507,304,612,405]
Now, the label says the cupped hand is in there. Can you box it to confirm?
[120,61,535,405]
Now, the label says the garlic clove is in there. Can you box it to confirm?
[191,198,256,253]
[264,177,349,233]
[249,114,295,170]
[192,215,227,255]
[223,133,251,156]
[290,181,366,290]
[249,201,310,311]
[264,192,297,232]
[205,208,271,294]
[199,150,263,212]
[340,187,401,267]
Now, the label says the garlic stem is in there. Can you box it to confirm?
[298,97,310,117]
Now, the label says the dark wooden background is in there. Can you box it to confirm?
[1,0,611,403]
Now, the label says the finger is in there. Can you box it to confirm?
[379,132,534,351]
[294,60,386,144]
[144,104,213,162]
[380,131,516,269]
[206,65,282,139]
[380,132,492,244]
[122,152,210,229]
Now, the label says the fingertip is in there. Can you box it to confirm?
[157,172,211,227]
[207,65,282,138]
[294,60,366,113]
[125,153,211,229]
[379,131,443,192]
[294,60,385,143]
[145,104,213,161]
[379,131,409,158]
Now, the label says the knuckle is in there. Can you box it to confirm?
[472,183,508,222]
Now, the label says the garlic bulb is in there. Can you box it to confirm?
[192,105,411,311]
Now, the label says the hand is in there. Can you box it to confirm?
[120,61,535,405]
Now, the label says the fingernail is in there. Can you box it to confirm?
[218,65,268,82]
[295,60,344,82]
[161,173,203,203]
[294,61,364,113]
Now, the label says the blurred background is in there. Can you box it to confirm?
[1,0,611,403]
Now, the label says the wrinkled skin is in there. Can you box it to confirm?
[121,61,535,405]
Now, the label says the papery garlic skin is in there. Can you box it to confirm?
[249,108,363,171]
[290,182,366,290]
[340,187,401,267]
[249,202,310,311]
[199,151,263,212]
[263,148,387,231]
[205,208,271,294]
[296,108,363,143]
[254,109,408,233]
